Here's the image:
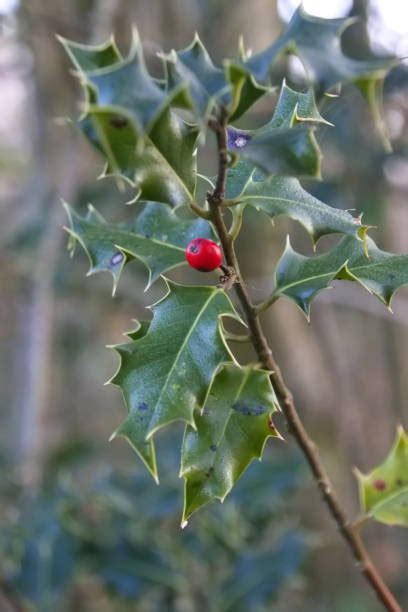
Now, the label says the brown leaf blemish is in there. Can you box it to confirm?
[373,479,387,491]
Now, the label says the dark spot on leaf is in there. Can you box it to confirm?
[110,116,128,129]
[233,402,266,416]
[210,444,217,452]
[373,479,386,491]
[111,252,124,266]
[205,467,214,477]
[138,402,148,411]
[389,273,396,281]
[396,478,403,486]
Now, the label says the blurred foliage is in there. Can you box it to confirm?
[0,440,309,611]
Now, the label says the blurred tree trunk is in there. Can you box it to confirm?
[13,0,122,485]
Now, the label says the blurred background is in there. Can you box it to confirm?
[0,0,407,610]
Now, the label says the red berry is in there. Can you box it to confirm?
[185,238,222,272]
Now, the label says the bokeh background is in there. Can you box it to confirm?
[0,1,407,610]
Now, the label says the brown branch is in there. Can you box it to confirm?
[206,114,401,612]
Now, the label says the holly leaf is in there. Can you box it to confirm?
[243,7,392,90]
[239,7,394,147]
[225,83,362,244]
[355,427,408,527]
[84,106,199,206]
[84,30,190,133]
[273,235,408,317]
[227,82,328,180]
[163,34,269,121]
[239,124,321,179]
[265,80,332,128]
[236,176,367,246]
[109,282,240,481]
[181,364,281,523]
[57,35,122,73]
[61,31,198,206]
[63,202,214,292]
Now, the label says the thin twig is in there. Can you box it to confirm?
[188,200,211,219]
[206,113,401,612]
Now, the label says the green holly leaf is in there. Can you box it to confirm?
[109,282,241,481]
[84,31,190,133]
[244,8,391,90]
[84,105,199,206]
[227,82,328,180]
[163,34,269,121]
[241,82,329,179]
[266,80,332,128]
[355,427,408,527]
[57,35,122,73]
[239,7,394,146]
[240,124,321,179]
[237,176,367,246]
[61,31,198,206]
[181,364,281,524]
[273,235,408,317]
[63,202,214,292]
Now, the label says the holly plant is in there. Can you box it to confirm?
[60,8,407,611]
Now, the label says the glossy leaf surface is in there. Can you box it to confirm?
[110,282,240,480]
[238,176,367,246]
[273,235,408,316]
[227,82,327,180]
[64,202,214,292]
[181,364,281,522]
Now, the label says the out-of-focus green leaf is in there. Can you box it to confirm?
[110,282,240,481]
[237,176,367,246]
[163,34,269,121]
[273,235,408,316]
[243,7,392,90]
[181,364,281,523]
[238,7,395,146]
[64,202,214,292]
[356,427,408,527]
[221,531,308,610]
[57,35,122,73]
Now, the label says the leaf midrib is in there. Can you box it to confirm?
[241,192,351,221]
[186,367,251,509]
[83,220,186,255]
[148,290,221,436]
[276,268,337,296]
[276,253,407,296]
